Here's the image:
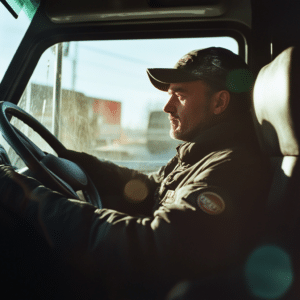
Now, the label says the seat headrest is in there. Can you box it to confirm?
[253,47,300,156]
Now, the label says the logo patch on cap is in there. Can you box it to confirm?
[178,54,193,66]
[197,192,225,215]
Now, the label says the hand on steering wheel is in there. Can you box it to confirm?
[0,101,102,208]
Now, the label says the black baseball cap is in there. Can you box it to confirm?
[146,47,253,93]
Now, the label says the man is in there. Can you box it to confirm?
[0,47,269,299]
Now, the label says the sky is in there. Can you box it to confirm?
[0,4,238,130]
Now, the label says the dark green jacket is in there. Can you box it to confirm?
[0,119,270,299]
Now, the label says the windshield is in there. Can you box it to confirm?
[4,37,238,172]
[0,0,39,82]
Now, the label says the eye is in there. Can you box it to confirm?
[177,94,185,101]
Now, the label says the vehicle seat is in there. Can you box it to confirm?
[252,46,300,241]
[250,46,300,299]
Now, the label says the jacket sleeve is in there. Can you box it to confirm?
[59,150,163,216]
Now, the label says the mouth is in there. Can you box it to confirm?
[169,115,179,122]
[169,116,180,128]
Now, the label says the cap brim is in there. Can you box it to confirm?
[146,68,201,91]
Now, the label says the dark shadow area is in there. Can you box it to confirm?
[0,204,104,300]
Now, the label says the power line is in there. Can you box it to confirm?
[73,58,146,80]
[80,45,153,66]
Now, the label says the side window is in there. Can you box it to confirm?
[5,37,239,172]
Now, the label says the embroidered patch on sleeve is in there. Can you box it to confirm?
[197,192,225,215]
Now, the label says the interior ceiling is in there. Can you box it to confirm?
[45,0,225,17]
[44,0,251,28]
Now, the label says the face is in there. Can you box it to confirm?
[164,80,216,141]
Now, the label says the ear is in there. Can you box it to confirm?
[212,90,230,115]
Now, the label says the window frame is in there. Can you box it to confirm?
[0,4,250,108]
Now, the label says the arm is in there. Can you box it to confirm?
[60,149,163,215]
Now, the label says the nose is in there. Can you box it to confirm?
[163,94,176,114]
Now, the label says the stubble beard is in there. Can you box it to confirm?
[169,117,183,140]
[169,119,193,142]
[169,112,213,142]
[170,126,195,142]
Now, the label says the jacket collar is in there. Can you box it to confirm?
[176,117,257,165]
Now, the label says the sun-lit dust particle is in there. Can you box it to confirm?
[124,179,149,203]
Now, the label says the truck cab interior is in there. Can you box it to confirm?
[0,0,300,299]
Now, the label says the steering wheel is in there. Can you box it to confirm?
[0,101,102,208]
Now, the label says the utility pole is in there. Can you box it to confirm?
[52,43,63,139]
[72,42,78,91]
